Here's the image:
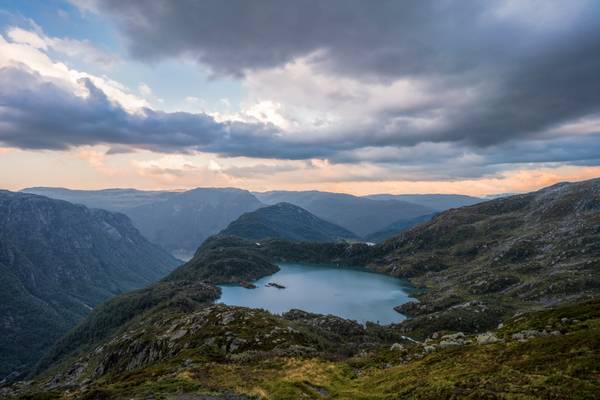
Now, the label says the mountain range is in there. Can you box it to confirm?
[364,193,482,211]
[24,188,482,254]
[23,187,264,260]
[0,191,179,380]
[254,190,437,237]
[6,178,598,399]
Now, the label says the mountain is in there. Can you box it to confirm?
[22,187,174,212]
[125,188,264,259]
[364,213,438,243]
[254,190,434,237]
[24,187,266,260]
[219,202,358,243]
[369,178,600,336]
[0,191,179,380]
[365,193,483,211]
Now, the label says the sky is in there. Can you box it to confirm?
[0,0,600,196]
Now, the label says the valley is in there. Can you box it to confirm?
[2,178,599,399]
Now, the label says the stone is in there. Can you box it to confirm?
[390,343,404,351]
[476,332,502,345]
[441,332,465,340]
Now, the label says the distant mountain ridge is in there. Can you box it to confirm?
[219,202,358,242]
[125,188,264,258]
[365,193,482,211]
[364,212,438,243]
[0,191,179,380]
[254,190,435,237]
[22,187,174,211]
[24,187,485,254]
[23,187,265,259]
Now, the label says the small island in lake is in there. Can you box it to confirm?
[240,280,257,289]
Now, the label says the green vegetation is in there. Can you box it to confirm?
[23,187,265,257]
[254,190,435,237]
[0,191,179,380]
[8,298,600,399]
[219,202,358,243]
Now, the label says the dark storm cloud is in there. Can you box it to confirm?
[90,0,600,148]
[94,0,505,79]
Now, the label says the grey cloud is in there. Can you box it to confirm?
[0,66,276,155]
[2,64,600,182]
[0,65,357,159]
[223,163,303,179]
[94,0,506,79]
[90,0,600,149]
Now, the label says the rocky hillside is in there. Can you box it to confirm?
[368,178,600,336]
[219,202,358,243]
[254,190,434,237]
[7,296,599,399]
[0,191,179,380]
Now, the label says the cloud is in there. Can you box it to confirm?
[81,0,600,149]
[3,3,600,185]
[2,63,600,182]
[0,28,145,112]
[7,26,117,67]
[138,83,153,97]
[0,65,291,156]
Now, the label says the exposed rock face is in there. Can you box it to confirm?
[0,191,180,379]
[39,304,409,389]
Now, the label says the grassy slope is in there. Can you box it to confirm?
[10,298,600,399]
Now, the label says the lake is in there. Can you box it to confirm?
[218,263,416,324]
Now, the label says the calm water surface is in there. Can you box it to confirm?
[218,263,416,324]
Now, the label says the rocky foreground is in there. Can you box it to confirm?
[3,298,599,399]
